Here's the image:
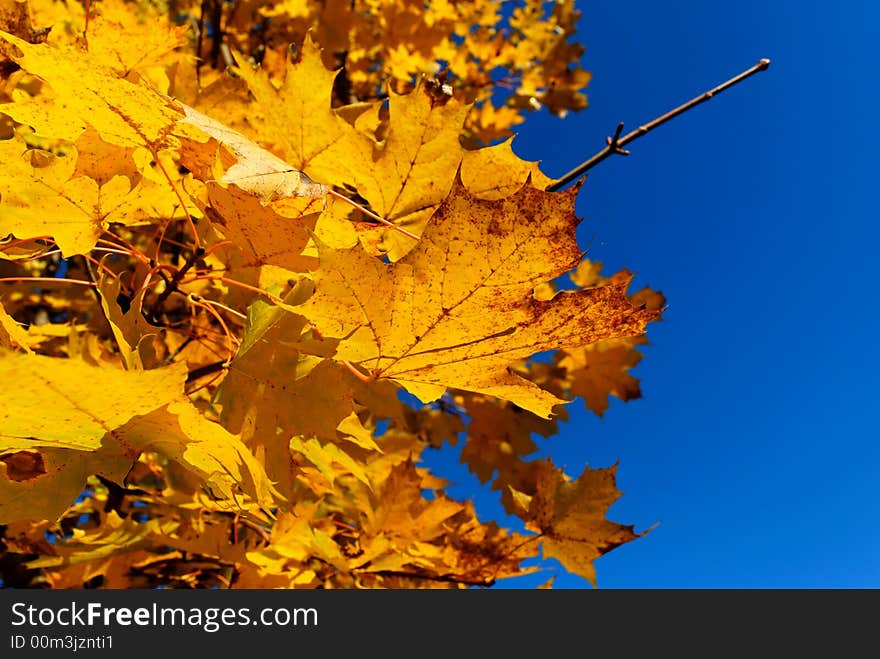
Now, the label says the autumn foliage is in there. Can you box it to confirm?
[0,0,664,588]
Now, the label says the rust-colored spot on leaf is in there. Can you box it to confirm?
[0,451,46,482]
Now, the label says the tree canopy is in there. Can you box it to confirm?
[0,0,663,589]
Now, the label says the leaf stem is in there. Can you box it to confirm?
[547,58,771,192]
[183,274,284,304]
[151,151,200,251]
[327,189,420,241]
[0,276,95,287]
[342,360,372,383]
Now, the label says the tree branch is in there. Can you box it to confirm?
[185,359,228,384]
[148,245,205,321]
[547,58,771,192]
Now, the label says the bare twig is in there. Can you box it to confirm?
[547,58,771,192]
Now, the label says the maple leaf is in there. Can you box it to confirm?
[458,393,555,484]
[341,85,471,246]
[96,273,162,370]
[0,0,666,589]
[291,180,660,418]
[203,183,323,271]
[558,338,647,416]
[0,299,31,352]
[0,135,134,256]
[0,351,277,523]
[460,138,553,201]
[234,36,472,256]
[0,30,182,147]
[216,295,390,499]
[514,460,647,587]
[523,259,667,416]
[231,33,358,190]
[79,0,191,94]
[0,351,183,522]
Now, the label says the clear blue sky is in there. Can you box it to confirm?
[424,0,879,588]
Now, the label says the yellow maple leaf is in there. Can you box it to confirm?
[0,298,31,352]
[112,400,281,512]
[0,30,182,147]
[235,36,472,257]
[96,273,162,370]
[0,447,131,525]
[0,135,133,255]
[0,351,277,522]
[290,181,659,418]
[0,351,186,454]
[557,338,646,417]
[0,351,185,522]
[460,137,553,200]
[232,33,357,189]
[82,0,192,94]
[217,296,386,498]
[357,458,463,570]
[517,460,647,587]
[351,86,469,221]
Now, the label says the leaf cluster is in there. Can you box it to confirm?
[0,0,663,588]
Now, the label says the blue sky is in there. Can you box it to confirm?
[424,0,879,588]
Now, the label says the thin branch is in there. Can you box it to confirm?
[185,360,228,384]
[547,58,771,192]
[0,276,95,287]
[148,246,205,319]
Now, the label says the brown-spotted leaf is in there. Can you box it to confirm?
[525,259,666,416]
[291,180,660,418]
[0,447,130,526]
[0,0,33,40]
